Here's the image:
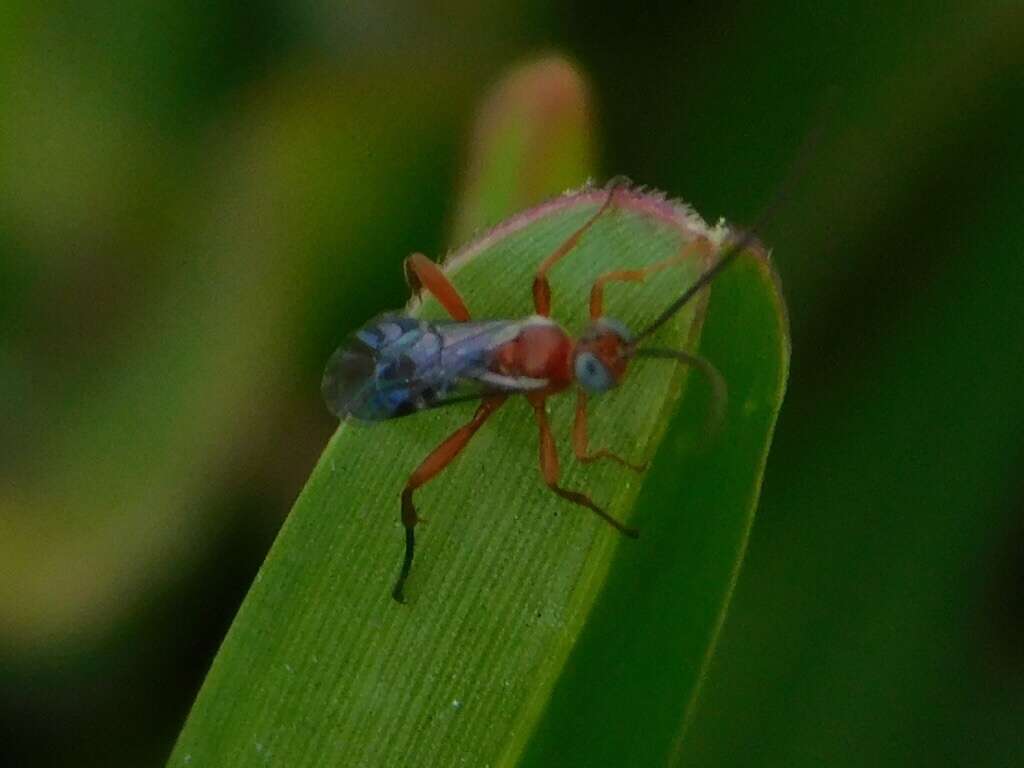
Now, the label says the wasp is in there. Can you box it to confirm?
[323,180,753,602]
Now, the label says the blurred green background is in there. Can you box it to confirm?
[2,2,1022,766]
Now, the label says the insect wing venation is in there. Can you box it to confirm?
[322,315,521,420]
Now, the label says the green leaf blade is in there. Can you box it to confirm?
[169,188,787,767]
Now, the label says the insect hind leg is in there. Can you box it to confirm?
[392,396,506,603]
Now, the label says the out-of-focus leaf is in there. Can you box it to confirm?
[0,65,469,653]
[680,46,1024,768]
[451,55,594,243]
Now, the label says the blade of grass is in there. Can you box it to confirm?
[169,186,786,767]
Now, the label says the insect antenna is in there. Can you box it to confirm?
[633,347,728,442]
[631,117,826,344]
[630,227,760,343]
[627,115,828,449]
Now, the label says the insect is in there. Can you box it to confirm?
[322,180,756,602]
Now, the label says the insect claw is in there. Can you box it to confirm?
[604,174,632,191]
[392,526,416,604]
[578,450,647,474]
[613,457,648,473]
[392,582,407,604]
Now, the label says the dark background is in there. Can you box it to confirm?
[2,2,1021,766]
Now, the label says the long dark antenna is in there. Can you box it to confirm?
[634,347,727,440]
[631,227,760,343]
[632,121,825,343]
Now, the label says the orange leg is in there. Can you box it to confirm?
[405,252,471,321]
[529,394,639,538]
[572,390,646,472]
[589,237,713,319]
[393,396,506,602]
[532,178,627,316]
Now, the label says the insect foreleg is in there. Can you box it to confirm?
[393,395,506,602]
[588,236,713,319]
[528,394,639,538]
[571,390,646,472]
[404,252,472,321]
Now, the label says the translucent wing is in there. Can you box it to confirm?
[322,315,544,421]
